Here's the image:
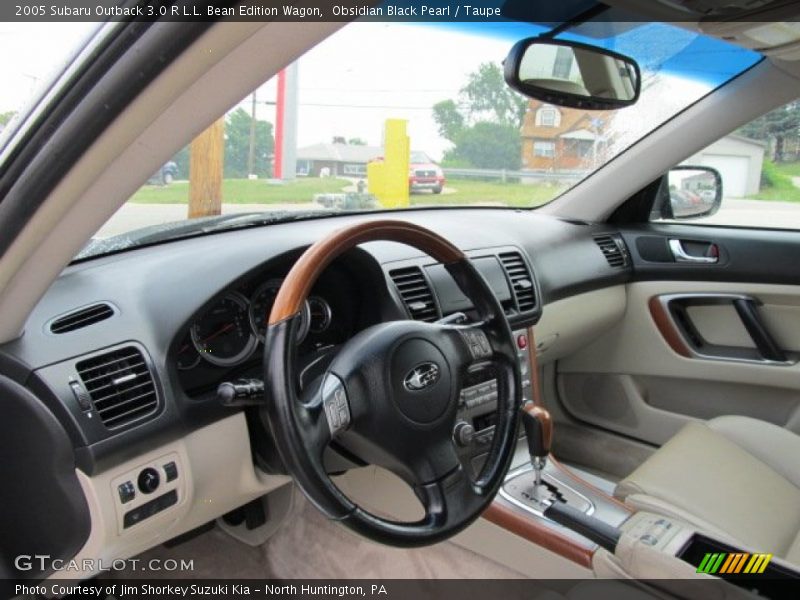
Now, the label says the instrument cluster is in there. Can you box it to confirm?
[176,278,334,371]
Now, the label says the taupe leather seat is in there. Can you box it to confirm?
[614,416,800,568]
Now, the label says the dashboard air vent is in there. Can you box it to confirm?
[593,234,629,269]
[389,266,439,322]
[50,303,114,334]
[499,252,537,312]
[76,346,158,429]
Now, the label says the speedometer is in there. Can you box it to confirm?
[191,292,257,367]
[249,279,310,343]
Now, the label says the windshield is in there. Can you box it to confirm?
[85,20,760,258]
[0,22,99,146]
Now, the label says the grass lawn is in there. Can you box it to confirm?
[753,161,800,202]
[773,161,800,178]
[129,178,350,204]
[412,178,566,208]
[128,176,564,208]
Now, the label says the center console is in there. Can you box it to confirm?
[454,327,534,475]
[594,511,800,599]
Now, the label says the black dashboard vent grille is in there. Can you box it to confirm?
[50,303,114,334]
[76,346,158,430]
[389,266,439,322]
[593,234,629,269]
[499,252,537,312]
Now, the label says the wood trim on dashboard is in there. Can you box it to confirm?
[482,501,595,568]
[647,296,691,358]
[526,327,544,406]
[269,220,465,324]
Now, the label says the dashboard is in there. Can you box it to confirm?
[0,209,630,471]
[0,208,632,580]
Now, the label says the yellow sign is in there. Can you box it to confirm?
[367,119,409,208]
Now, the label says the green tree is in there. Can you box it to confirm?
[432,63,525,170]
[0,111,16,126]
[172,146,190,179]
[432,100,465,141]
[460,63,527,129]
[739,101,800,162]
[224,108,274,178]
[446,122,521,170]
[347,137,367,146]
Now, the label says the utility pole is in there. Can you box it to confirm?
[247,90,257,178]
[272,62,298,181]
[274,70,286,179]
[188,117,224,218]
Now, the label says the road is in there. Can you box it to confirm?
[700,198,800,229]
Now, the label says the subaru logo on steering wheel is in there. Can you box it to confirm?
[403,362,440,392]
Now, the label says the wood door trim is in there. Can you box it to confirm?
[648,296,691,357]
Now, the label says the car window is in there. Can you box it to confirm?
[85,21,760,258]
[652,98,800,230]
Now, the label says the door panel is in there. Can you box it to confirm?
[558,280,800,446]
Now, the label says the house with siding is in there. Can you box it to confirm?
[520,100,612,172]
[296,143,382,177]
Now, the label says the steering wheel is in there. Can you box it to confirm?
[263,220,521,546]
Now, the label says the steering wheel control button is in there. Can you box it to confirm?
[137,467,160,494]
[460,329,492,360]
[321,374,350,437]
[164,461,178,482]
[453,421,476,447]
[117,481,135,504]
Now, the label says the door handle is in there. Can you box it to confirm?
[669,239,718,264]
[732,298,788,363]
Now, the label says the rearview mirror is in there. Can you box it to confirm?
[503,38,640,110]
[658,166,723,220]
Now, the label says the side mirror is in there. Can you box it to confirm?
[658,166,723,220]
[503,38,640,110]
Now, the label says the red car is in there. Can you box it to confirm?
[409,151,445,194]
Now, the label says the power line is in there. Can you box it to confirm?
[233,99,467,111]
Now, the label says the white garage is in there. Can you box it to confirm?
[684,134,765,198]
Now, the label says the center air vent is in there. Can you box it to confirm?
[593,234,630,269]
[76,346,158,430]
[389,266,439,322]
[50,303,114,334]
[499,252,537,312]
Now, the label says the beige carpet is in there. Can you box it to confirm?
[116,489,527,579]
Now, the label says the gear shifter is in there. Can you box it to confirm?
[521,403,553,497]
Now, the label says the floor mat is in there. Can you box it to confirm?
[114,488,527,579]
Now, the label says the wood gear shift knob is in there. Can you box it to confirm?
[521,403,553,459]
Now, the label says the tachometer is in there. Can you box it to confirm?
[249,279,310,343]
[191,292,258,367]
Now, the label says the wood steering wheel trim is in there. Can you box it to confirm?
[268,219,464,324]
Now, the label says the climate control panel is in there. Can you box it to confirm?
[454,328,534,474]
